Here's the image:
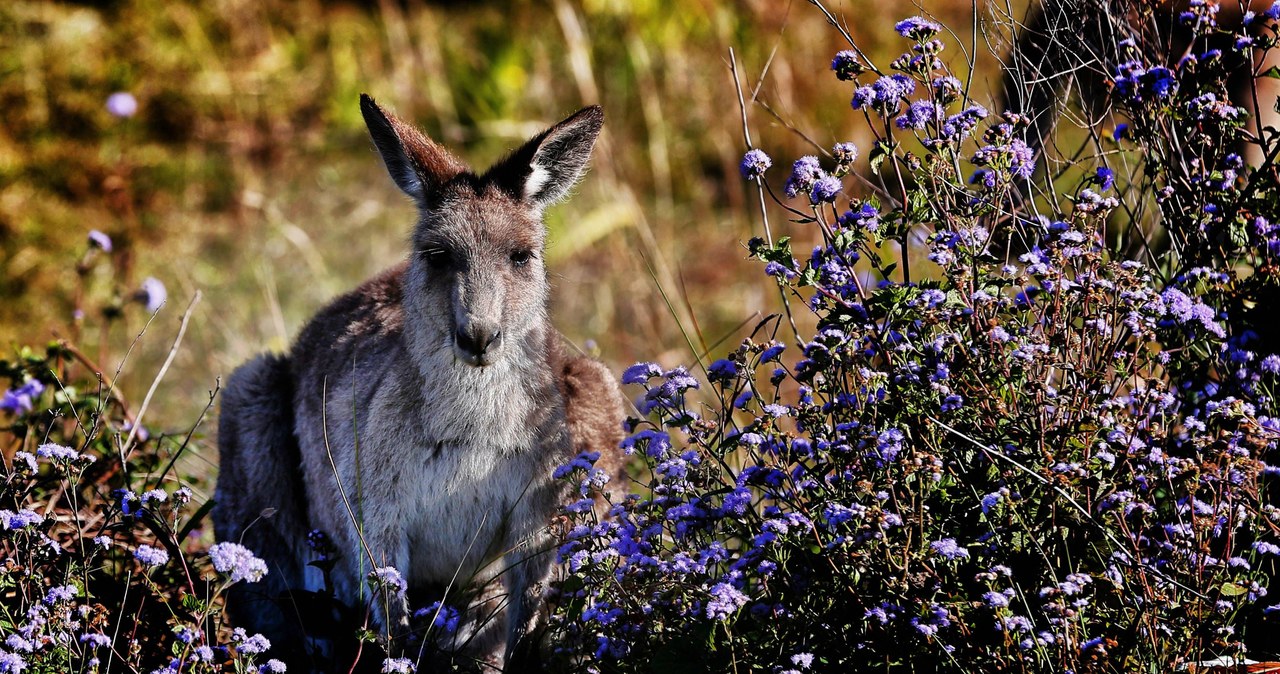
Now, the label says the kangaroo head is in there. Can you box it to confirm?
[359,94,603,367]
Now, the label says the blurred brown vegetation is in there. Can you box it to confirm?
[0,0,1019,453]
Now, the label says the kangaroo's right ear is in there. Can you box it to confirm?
[360,94,466,204]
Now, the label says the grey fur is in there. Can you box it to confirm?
[214,96,624,671]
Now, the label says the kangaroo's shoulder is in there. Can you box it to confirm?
[546,333,626,456]
[291,261,408,370]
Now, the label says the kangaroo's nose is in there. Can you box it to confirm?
[455,325,502,363]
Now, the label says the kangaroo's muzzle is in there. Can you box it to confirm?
[454,324,502,367]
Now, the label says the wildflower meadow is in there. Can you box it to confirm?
[3,1,1280,672]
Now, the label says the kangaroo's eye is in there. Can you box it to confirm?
[510,250,532,267]
[421,247,450,266]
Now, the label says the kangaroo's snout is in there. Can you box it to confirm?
[455,323,502,366]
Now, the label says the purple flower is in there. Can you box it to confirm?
[1113,123,1130,141]
[721,487,753,516]
[895,16,942,39]
[851,75,916,112]
[1,509,42,531]
[134,544,170,567]
[740,149,772,180]
[36,443,79,462]
[983,590,1012,608]
[43,584,77,605]
[791,653,815,669]
[139,277,167,313]
[381,658,415,674]
[1254,541,1280,555]
[896,100,942,130]
[415,601,461,633]
[839,202,880,232]
[259,660,288,674]
[1095,167,1115,191]
[765,261,797,280]
[88,230,113,252]
[106,92,138,118]
[1009,138,1036,179]
[930,538,969,560]
[830,50,862,80]
[1146,67,1177,99]
[707,358,738,383]
[833,142,858,165]
[622,362,662,385]
[809,175,843,204]
[932,76,962,102]
[1080,636,1106,653]
[232,628,272,655]
[785,156,824,198]
[998,615,1033,633]
[873,428,905,467]
[209,542,269,583]
[369,566,407,596]
[936,105,987,144]
[0,652,27,674]
[115,489,141,516]
[706,582,748,620]
[620,429,672,458]
[80,633,111,649]
[1115,62,1178,104]
[0,380,44,416]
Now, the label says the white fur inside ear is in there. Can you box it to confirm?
[523,164,550,201]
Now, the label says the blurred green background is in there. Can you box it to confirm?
[0,0,1017,446]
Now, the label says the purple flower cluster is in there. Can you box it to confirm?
[850,74,916,113]
[0,379,44,416]
[208,542,269,583]
[894,16,942,40]
[368,566,408,597]
[1113,61,1178,104]
[739,149,771,180]
[830,50,863,81]
[134,544,170,567]
[784,156,824,199]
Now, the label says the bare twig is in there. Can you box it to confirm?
[122,292,200,460]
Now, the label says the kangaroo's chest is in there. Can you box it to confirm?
[399,443,538,582]
[361,369,545,582]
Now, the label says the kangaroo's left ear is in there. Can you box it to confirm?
[488,106,604,208]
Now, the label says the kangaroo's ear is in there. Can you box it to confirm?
[489,106,604,208]
[360,94,466,204]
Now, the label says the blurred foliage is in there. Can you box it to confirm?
[0,0,1013,432]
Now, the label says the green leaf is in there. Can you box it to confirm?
[869,140,893,176]
[1262,65,1280,79]
[1220,582,1249,597]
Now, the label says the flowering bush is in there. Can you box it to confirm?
[0,232,291,673]
[0,235,474,674]
[549,3,1280,672]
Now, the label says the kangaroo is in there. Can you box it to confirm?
[213,95,626,672]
